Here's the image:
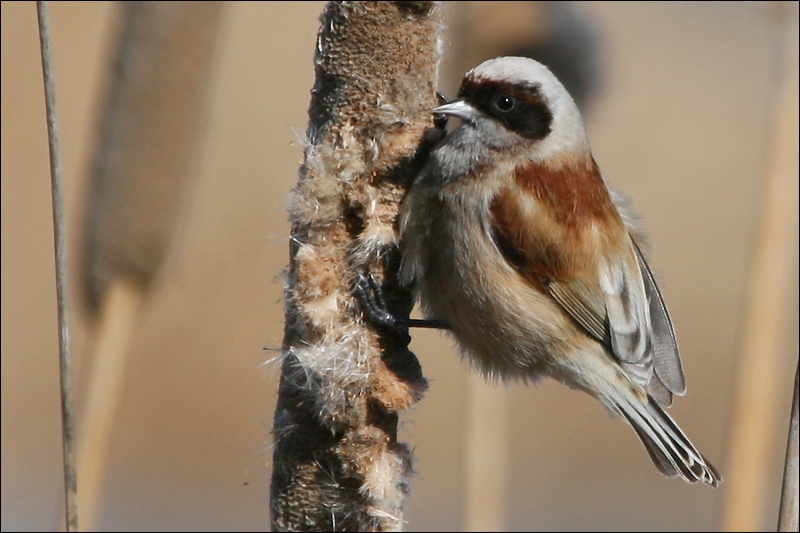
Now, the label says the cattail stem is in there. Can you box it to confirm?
[75,4,223,529]
[270,2,443,531]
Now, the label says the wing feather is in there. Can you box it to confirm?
[598,258,650,365]
[546,279,610,348]
[631,238,686,397]
[488,186,684,405]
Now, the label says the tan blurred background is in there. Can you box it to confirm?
[2,2,797,531]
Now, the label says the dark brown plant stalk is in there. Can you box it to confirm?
[271,2,443,531]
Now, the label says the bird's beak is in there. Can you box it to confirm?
[432,100,478,123]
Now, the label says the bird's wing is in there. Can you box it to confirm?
[608,187,686,402]
[586,237,686,406]
[594,245,658,393]
[631,238,686,397]
[489,187,681,406]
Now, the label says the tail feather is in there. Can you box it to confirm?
[616,395,721,487]
[624,411,686,478]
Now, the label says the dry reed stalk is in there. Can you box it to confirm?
[36,2,78,530]
[77,280,142,532]
[77,3,224,530]
[721,3,799,530]
[271,2,443,531]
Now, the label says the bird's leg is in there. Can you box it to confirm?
[354,272,449,345]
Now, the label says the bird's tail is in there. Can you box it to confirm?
[614,395,721,487]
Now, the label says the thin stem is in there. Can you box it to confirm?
[778,363,799,532]
[36,2,78,531]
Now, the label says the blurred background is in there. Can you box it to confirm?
[2,1,797,531]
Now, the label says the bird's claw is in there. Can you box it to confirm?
[353,271,450,346]
[354,272,412,346]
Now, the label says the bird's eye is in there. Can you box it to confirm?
[494,94,515,112]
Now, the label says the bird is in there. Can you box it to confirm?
[397,56,721,486]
